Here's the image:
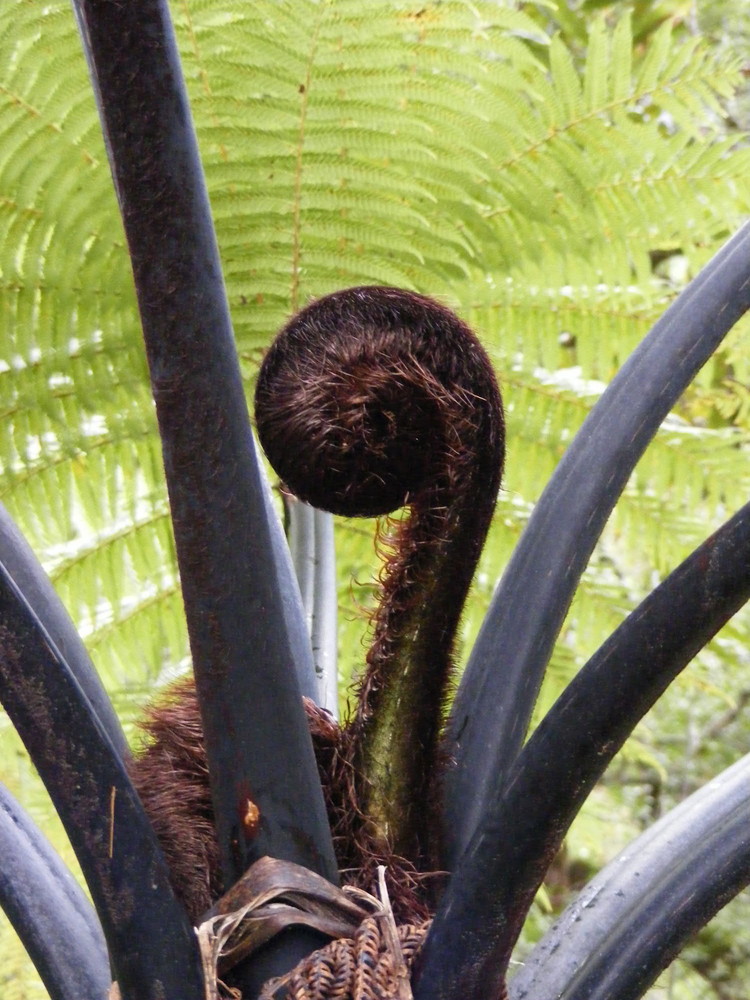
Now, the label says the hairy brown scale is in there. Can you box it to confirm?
[129,285,504,923]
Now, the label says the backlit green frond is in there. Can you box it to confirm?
[1,0,748,715]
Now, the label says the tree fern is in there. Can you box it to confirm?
[1,3,750,994]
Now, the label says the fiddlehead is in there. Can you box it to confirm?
[255,285,504,868]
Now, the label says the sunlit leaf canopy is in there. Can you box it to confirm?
[1,0,749,727]
[1,0,749,766]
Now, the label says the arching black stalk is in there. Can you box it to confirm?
[72,2,338,994]
[0,503,128,760]
[510,753,750,1000]
[0,565,204,1000]
[416,501,750,1000]
[72,0,336,889]
[0,782,110,1000]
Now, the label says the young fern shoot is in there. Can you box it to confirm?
[255,286,504,869]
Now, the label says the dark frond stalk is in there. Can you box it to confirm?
[72,3,339,993]
[0,566,203,1000]
[509,753,750,1000]
[71,0,337,897]
[443,220,750,870]
[255,286,505,868]
[0,782,110,1000]
[416,501,750,1000]
[0,503,128,760]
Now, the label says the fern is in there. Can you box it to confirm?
[2,0,748,736]
[1,4,750,992]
